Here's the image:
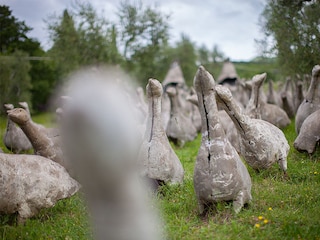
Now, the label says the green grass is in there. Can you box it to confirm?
[0,113,320,239]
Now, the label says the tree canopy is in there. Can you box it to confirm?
[259,0,320,76]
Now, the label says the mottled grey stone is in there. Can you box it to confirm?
[295,65,320,134]
[193,66,252,215]
[0,153,80,223]
[3,104,32,153]
[294,109,320,154]
[246,73,290,128]
[7,108,68,171]
[215,84,289,173]
[139,79,184,184]
[166,85,197,147]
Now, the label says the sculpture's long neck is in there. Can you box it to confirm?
[306,73,320,102]
[246,83,261,119]
[20,120,50,150]
[146,94,163,141]
[169,92,180,115]
[197,89,225,140]
[217,96,249,135]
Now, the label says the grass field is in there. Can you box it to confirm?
[0,113,319,240]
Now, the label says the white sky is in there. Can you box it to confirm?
[2,0,266,61]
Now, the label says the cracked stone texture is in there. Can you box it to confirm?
[215,84,289,173]
[139,79,184,184]
[193,66,252,215]
[294,109,320,154]
[0,153,80,224]
[295,65,320,134]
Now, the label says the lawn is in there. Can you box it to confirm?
[0,113,319,240]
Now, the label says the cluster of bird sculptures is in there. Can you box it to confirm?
[1,62,319,239]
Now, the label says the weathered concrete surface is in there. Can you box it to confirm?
[139,79,184,185]
[294,109,320,154]
[193,66,252,215]
[296,65,320,133]
[7,108,67,171]
[3,104,32,153]
[215,84,289,173]
[0,153,80,223]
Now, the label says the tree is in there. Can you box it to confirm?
[47,9,80,78]
[47,2,122,79]
[0,5,32,54]
[117,1,170,83]
[0,51,32,108]
[172,34,198,86]
[197,44,210,66]
[211,44,225,63]
[259,0,320,76]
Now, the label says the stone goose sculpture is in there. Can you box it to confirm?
[186,92,202,133]
[166,85,197,147]
[193,66,252,215]
[267,79,282,107]
[7,108,67,171]
[295,65,320,134]
[215,84,289,173]
[139,79,184,185]
[280,91,295,119]
[294,109,320,155]
[0,153,80,224]
[19,101,60,138]
[246,73,290,128]
[187,94,240,152]
[279,77,295,118]
[60,67,162,240]
[294,81,304,113]
[3,104,32,153]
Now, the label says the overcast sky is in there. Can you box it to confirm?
[3,0,266,61]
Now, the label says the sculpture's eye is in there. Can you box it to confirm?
[249,140,255,146]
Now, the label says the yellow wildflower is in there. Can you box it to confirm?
[263,219,269,224]
[254,223,261,228]
[258,216,264,220]
[268,207,272,211]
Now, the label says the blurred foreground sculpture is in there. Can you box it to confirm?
[60,67,162,240]
[215,84,289,173]
[139,79,184,186]
[0,153,80,224]
[193,66,252,215]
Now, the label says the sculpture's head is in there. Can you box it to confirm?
[215,84,233,103]
[7,108,29,125]
[146,78,163,98]
[312,65,320,78]
[18,101,29,110]
[3,103,14,111]
[194,66,215,96]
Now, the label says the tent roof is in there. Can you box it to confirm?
[217,60,238,84]
[162,61,186,86]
